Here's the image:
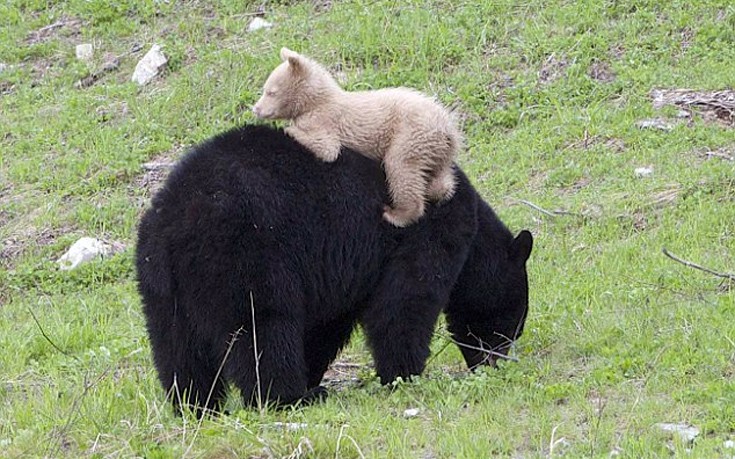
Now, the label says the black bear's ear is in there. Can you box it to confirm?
[509,230,533,264]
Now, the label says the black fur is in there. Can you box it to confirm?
[135,124,533,414]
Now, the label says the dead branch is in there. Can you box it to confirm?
[662,247,735,281]
[518,199,578,218]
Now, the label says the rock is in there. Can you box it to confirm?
[403,408,420,418]
[724,440,735,449]
[247,17,273,32]
[655,423,699,443]
[131,44,167,86]
[0,63,8,73]
[56,237,123,270]
[635,118,674,131]
[634,166,653,178]
[142,160,175,171]
[102,58,120,72]
[269,422,308,431]
[75,43,94,61]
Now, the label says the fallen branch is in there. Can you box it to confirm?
[517,199,578,218]
[662,247,735,281]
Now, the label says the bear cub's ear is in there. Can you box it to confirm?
[509,230,533,264]
[280,47,304,73]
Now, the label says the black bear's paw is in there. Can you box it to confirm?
[300,385,329,405]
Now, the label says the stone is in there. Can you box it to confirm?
[56,237,116,270]
[635,118,674,131]
[403,408,420,418]
[247,17,273,32]
[634,166,653,178]
[655,423,699,443]
[131,44,167,86]
[75,43,94,61]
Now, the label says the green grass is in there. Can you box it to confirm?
[2,0,734,457]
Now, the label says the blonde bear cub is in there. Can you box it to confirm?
[253,47,463,228]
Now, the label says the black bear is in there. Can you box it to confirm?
[135,124,533,414]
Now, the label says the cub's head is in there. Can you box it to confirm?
[252,47,340,121]
[445,229,534,370]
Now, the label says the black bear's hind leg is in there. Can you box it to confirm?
[304,317,356,389]
[144,295,228,418]
[226,314,310,409]
[157,341,228,417]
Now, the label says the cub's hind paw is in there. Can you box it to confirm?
[383,207,418,228]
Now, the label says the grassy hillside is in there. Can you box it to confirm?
[1,1,733,457]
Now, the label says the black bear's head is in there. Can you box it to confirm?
[445,229,534,370]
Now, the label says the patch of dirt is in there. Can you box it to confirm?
[313,0,333,12]
[1,226,69,270]
[94,100,128,124]
[609,43,625,60]
[678,27,694,51]
[650,185,682,209]
[74,58,120,89]
[557,176,592,196]
[25,16,83,45]
[131,146,187,198]
[538,53,569,85]
[588,61,616,83]
[565,134,626,153]
[698,145,734,162]
[29,59,54,83]
[0,81,15,96]
[651,89,735,126]
[321,360,364,390]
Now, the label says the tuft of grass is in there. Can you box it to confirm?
[2,0,734,457]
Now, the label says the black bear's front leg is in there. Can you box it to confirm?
[359,264,448,384]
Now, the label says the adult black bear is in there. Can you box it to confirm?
[136,125,533,414]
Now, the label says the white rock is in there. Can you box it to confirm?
[142,160,175,171]
[634,166,653,178]
[75,43,94,61]
[656,423,699,443]
[0,63,8,73]
[270,422,307,431]
[247,17,273,32]
[131,44,167,86]
[724,440,735,449]
[635,118,674,131]
[403,408,420,418]
[57,237,115,270]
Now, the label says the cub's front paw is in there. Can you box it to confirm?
[317,147,341,163]
[284,126,300,139]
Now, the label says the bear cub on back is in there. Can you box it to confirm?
[253,48,463,228]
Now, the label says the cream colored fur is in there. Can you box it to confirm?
[253,47,463,227]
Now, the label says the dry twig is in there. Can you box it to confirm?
[518,199,578,218]
[662,247,735,281]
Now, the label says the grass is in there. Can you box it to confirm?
[1,0,734,457]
